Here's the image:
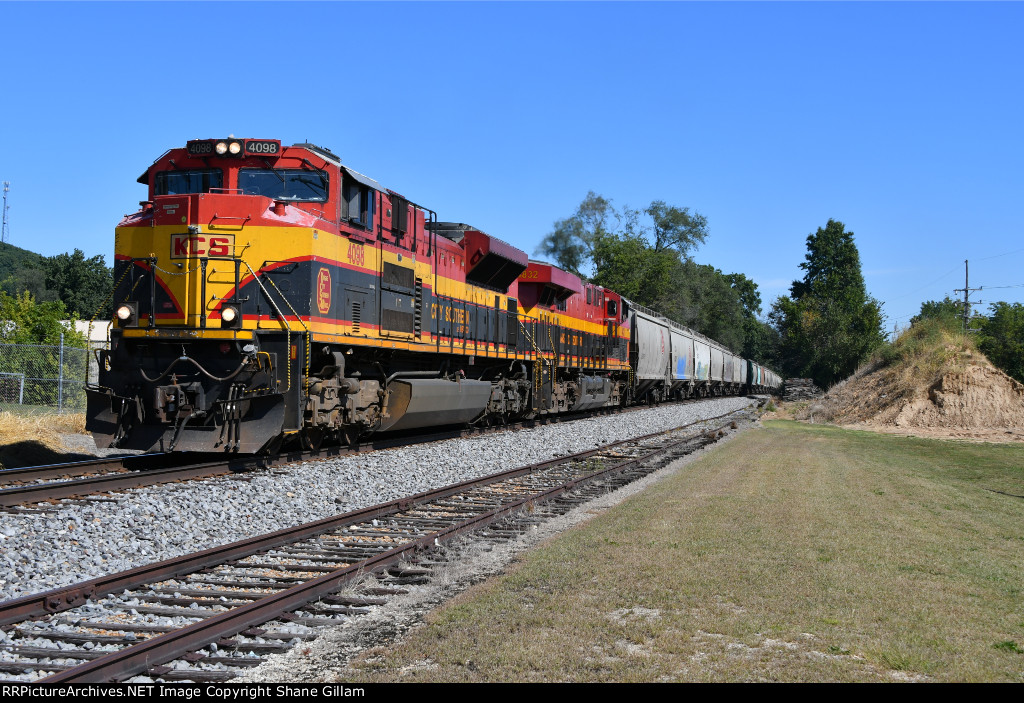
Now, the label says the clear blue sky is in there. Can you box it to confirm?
[1,1,1021,333]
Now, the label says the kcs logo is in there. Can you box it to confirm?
[170,233,234,258]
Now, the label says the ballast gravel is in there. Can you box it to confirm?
[0,397,754,604]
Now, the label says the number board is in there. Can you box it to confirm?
[244,140,281,155]
[186,140,214,156]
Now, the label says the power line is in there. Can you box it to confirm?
[885,264,961,302]
[976,246,1024,262]
[979,283,1024,290]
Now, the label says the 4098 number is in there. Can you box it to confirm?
[245,140,280,154]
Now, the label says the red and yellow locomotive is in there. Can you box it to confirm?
[87,138,632,452]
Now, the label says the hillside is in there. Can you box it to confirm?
[0,241,45,280]
[793,319,1024,442]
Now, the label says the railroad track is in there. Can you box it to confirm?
[0,396,747,508]
[0,407,752,683]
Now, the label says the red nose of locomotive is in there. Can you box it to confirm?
[92,139,342,452]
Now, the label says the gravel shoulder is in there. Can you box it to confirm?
[237,413,753,683]
[0,397,755,603]
[285,420,1024,683]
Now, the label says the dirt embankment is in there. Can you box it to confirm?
[772,325,1024,443]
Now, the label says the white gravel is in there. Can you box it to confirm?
[0,397,755,603]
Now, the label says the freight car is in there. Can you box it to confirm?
[85,138,780,453]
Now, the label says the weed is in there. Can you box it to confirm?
[992,641,1023,654]
[878,650,913,671]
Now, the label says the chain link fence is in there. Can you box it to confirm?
[0,335,102,414]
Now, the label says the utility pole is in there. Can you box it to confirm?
[1,182,9,244]
[953,259,983,332]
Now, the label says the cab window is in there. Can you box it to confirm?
[239,169,328,201]
[343,180,372,228]
[155,169,223,195]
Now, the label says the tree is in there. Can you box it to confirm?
[770,219,884,387]
[1,266,58,302]
[537,194,710,276]
[741,318,782,369]
[911,296,963,329]
[539,192,765,357]
[725,272,781,365]
[0,290,86,346]
[977,302,1024,383]
[535,192,615,276]
[645,200,708,256]
[590,230,676,305]
[684,263,747,351]
[44,249,113,319]
[0,291,89,408]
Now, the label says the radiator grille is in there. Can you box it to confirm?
[382,262,415,290]
[382,309,414,333]
[414,279,423,335]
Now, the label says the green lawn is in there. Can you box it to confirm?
[331,421,1024,682]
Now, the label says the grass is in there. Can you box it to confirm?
[336,421,1024,682]
[0,410,86,467]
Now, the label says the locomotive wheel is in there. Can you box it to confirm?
[261,434,284,456]
[340,425,361,447]
[301,427,325,451]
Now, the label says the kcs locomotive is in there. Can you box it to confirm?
[86,138,779,453]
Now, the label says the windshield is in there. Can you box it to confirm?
[155,169,223,195]
[239,168,328,202]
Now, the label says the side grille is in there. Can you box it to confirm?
[414,279,423,336]
[382,262,415,291]
[382,309,414,334]
[352,302,362,334]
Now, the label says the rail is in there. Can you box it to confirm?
[0,408,749,682]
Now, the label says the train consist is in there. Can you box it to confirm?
[85,138,780,453]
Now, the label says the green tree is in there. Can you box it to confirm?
[911,296,963,329]
[590,230,676,305]
[535,192,615,276]
[666,262,746,351]
[0,241,57,302]
[726,272,761,320]
[0,266,58,302]
[537,194,710,276]
[770,219,884,387]
[725,272,781,365]
[644,200,708,256]
[977,302,1024,383]
[44,249,113,319]
[0,290,86,346]
[742,318,782,368]
[0,291,89,408]
[540,192,766,357]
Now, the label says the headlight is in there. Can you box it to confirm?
[215,141,228,155]
[115,302,138,326]
[221,305,240,328]
[228,141,242,155]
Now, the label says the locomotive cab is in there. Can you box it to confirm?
[90,139,351,452]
